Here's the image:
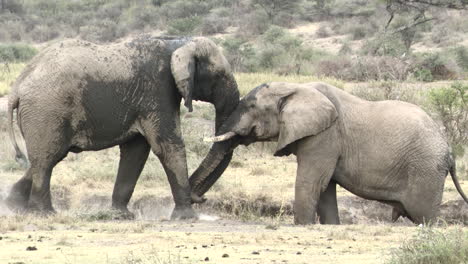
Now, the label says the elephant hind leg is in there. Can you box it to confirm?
[10,118,70,214]
[391,203,409,222]
[112,135,150,219]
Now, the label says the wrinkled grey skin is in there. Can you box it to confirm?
[197,82,468,225]
[6,36,239,219]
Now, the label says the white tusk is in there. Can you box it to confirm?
[203,131,237,142]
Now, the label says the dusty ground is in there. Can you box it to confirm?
[0,217,422,264]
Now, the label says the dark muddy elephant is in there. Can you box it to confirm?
[6,36,239,219]
[194,82,468,225]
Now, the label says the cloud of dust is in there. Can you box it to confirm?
[0,183,14,216]
[199,213,220,221]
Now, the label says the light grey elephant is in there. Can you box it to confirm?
[6,36,240,219]
[196,82,468,225]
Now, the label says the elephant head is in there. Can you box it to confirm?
[171,38,241,200]
[191,82,338,195]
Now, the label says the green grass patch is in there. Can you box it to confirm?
[387,227,468,264]
[234,72,344,97]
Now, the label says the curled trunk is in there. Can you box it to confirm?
[189,76,240,197]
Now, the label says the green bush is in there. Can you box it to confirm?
[237,10,270,37]
[412,53,458,80]
[451,46,468,71]
[0,44,38,62]
[200,8,230,35]
[167,16,202,36]
[413,68,433,82]
[387,227,468,264]
[428,83,467,157]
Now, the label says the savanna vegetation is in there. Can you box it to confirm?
[0,0,467,263]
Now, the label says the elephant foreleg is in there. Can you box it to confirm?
[153,140,196,220]
[294,157,336,225]
[112,135,150,219]
[317,181,340,225]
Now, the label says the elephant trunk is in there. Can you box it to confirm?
[189,75,240,197]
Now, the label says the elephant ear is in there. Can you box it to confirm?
[171,38,231,112]
[275,86,338,156]
[171,41,197,112]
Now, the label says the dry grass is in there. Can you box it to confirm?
[0,63,25,97]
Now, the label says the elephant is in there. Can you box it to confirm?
[194,82,468,225]
[6,36,239,219]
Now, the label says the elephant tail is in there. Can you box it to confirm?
[8,93,28,167]
[449,158,468,204]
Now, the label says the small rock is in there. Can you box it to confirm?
[326,246,332,249]
[204,257,209,261]
[222,253,229,258]
[296,251,302,255]
[327,238,332,241]
[27,235,32,239]
[252,251,260,255]
[26,246,37,251]
[202,245,208,248]
[193,246,197,249]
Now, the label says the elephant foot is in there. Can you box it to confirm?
[294,215,317,225]
[171,206,198,220]
[27,199,56,216]
[28,206,57,217]
[110,207,135,220]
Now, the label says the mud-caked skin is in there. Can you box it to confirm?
[6,36,240,219]
[195,82,468,225]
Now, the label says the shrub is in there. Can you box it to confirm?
[350,25,367,40]
[338,41,352,55]
[428,83,467,157]
[167,16,202,36]
[412,68,433,82]
[237,10,270,37]
[411,53,458,80]
[29,24,60,43]
[123,4,160,31]
[362,33,407,57]
[387,227,468,264]
[315,56,409,81]
[80,19,121,43]
[451,46,468,71]
[221,37,256,72]
[200,8,230,35]
[0,44,38,62]
[315,25,331,38]
[160,0,211,21]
